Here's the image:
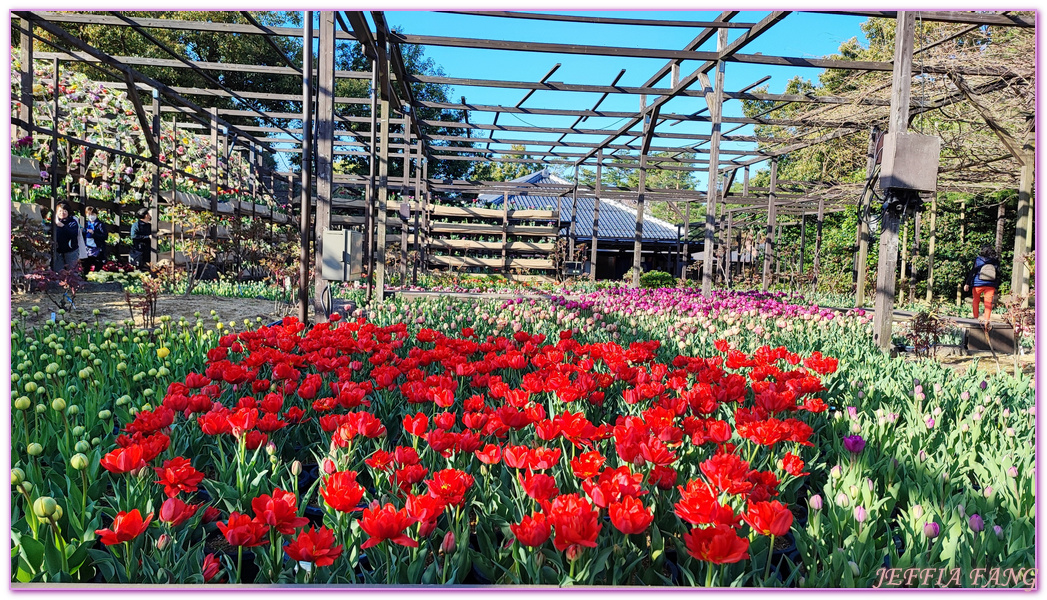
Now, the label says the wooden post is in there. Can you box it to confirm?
[210,106,219,243]
[399,124,410,281]
[150,89,161,266]
[365,60,377,304]
[910,212,921,304]
[314,11,336,318]
[412,141,422,285]
[681,200,691,281]
[569,170,579,261]
[170,117,178,268]
[501,192,509,275]
[298,12,314,325]
[725,211,733,288]
[375,61,391,301]
[701,28,728,296]
[855,126,880,304]
[590,150,602,281]
[872,11,915,350]
[761,158,778,292]
[632,154,647,288]
[49,58,59,270]
[925,196,937,303]
[421,159,429,276]
[18,19,33,139]
[1012,159,1033,303]
[900,220,908,297]
[994,201,1006,256]
[775,222,783,280]
[814,197,825,289]
[799,212,806,274]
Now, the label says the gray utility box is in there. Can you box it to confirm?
[321,229,364,281]
[878,132,942,192]
[564,261,583,276]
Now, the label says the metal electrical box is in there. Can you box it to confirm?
[321,229,363,281]
[878,132,942,192]
[564,261,583,276]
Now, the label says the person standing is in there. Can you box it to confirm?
[129,207,153,270]
[964,245,1003,323]
[81,206,108,274]
[53,200,80,273]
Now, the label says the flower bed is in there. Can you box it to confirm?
[10,290,1036,587]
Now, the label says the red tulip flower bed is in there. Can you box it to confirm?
[94,317,837,585]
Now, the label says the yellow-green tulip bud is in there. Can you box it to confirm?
[11,468,25,486]
[71,425,84,436]
[27,443,43,456]
[98,410,112,420]
[33,497,57,519]
[34,404,46,414]
[23,382,37,393]
[70,454,89,471]
[74,441,90,453]
[14,397,31,411]
[51,398,67,412]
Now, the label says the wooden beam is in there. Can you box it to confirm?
[121,74,160,158]
[441,11,756,28]
[855,126,880,303]
[299,13,314,325]
[810,10,1034,28]
[1012,161,1033,303]
[590,150,602,281]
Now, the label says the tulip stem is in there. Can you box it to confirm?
[706,563,713,587]
[237,546,243,584]
[764,535,775,581]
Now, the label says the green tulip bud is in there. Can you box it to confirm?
[34,404,46,414]
[70,454,89,471]
[74,440,91,453]
[33,497,57,519]
[53,505,63,521]
[157,367,170,377]
[11,373,19,383]
[45,363,58,375]
[57,370,67,378]
[92,359,101,367]
[98,410,112,420]
[147,368,157,377]
[27,443,43,456]
[93,309,100,316]
[117,362,127,372]
[71,425,84,436]
[14,397,31,411]
[91,437,101,446]
[23,381,37,393]
[143,389,154,397]
[51,398,67,412]
[11,468,25,486]
[21,481,33,494]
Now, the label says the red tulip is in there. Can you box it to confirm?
[503,445,530,469]
[518,472,559,502]
[95,509,153,545]
[153,456,205,498]
[782,453,810,477]
[359,503,418,549]
[252,488,309,535]
[202,553,223,582]
[284,526,343,567]
[570,451,605,479]
[510,512,551,547]
[217,512,269,548]
[425,469,474,507]
[546,494,601,553]
[700,453,754,495]
[159,497,200,527]
[609,496,654,535]
[675,479,739,528]
[742,500,794,537]
[320,471,366,513]
[402,412,429,437]
[474,444,502,465]
[683,524,750,564]
[100,445,146,474]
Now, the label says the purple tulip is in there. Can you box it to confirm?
[969,514,984,533]
[843,435,866,454]
[809,494,823,511]
[980,381,988,390]
[993,525,1004,540]
[924,522,940,539]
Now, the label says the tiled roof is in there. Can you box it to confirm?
[477,169,681,243]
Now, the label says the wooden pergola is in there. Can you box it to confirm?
[11,10,1034,347]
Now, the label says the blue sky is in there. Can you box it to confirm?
[377,10,871,184]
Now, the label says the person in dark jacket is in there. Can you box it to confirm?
[129,207,153,270]
[81,206,108,274]
[964,245,1002,323]
[53,201,80,273]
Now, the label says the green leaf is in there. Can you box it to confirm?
[43,539,64,575]
[19,535,45,570]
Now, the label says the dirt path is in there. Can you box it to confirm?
[11,290,306,329]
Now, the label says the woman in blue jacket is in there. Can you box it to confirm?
[53,201,80,273]
[964,245,1002,323]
